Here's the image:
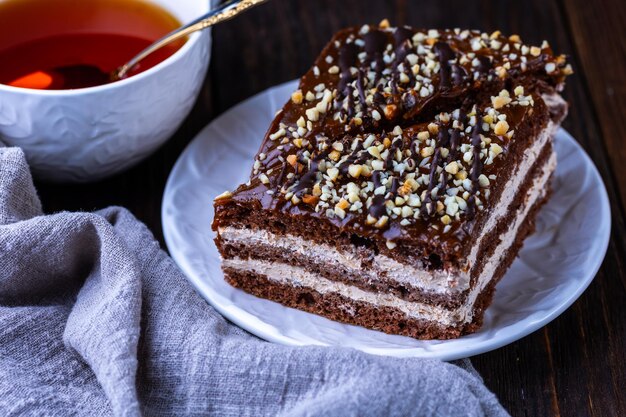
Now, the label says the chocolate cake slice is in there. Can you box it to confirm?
[212,23,571,339]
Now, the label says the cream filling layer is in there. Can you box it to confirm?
[219,123,554,294]
[219,226,458,292]
[466,120,556,269]
[223,151,556,326]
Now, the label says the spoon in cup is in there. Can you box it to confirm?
[14,0,267,88]
[114,0,268,80]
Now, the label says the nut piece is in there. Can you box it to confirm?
[444,161,459,175]
[328,150,341,161]
[286,154,298,167]
[490,143,504,157]
[374,215,389,228]
[421,146,435,157]
[291,90,303,104]
[269,128,286,140]
[494,120,510,136]
[336,199,350,210]
[427,123,439,134]
[348,164,363,178]
[545,62,556,73]
[326,167,339,181]
[398,182,412,196]
[306,108,320,122]
[302,194,318,205]
[214,190,232,201]
[367,146,381,159]
[562,64,574,75]
[509,34,521,43]
[417,131,430,141]
[492,95,512,109]
[384,104,397,119]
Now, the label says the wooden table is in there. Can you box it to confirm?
[37,1,625,415]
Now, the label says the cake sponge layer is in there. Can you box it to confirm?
[220,151,556,338]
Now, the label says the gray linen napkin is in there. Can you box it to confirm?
[0,147,508,417]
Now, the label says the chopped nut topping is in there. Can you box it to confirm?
[291,90,303,104]
[375,216,389,228]
[214,190,232,201]
[303,194,318,205]
[494,120,509,135]
[417,131,430,141]
[228,25,570,250]
[421,146,435,157]
[306,108,320,122]
[445,161,459,174]
[492,90,512,109]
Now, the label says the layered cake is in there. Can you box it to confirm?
[212,23,571,339]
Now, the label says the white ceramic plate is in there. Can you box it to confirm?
[162,80,611,360]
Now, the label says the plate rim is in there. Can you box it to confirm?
[162,80,611,360]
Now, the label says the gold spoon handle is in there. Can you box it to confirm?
[115,0,267,80]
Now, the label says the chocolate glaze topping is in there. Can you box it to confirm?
[214,24,571,257]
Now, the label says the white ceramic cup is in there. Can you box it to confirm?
[0,0,211,183]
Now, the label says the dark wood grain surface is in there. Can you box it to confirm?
[35,1,626,415]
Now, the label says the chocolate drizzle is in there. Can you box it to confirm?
[385,137,401,169]
[449,108,465,161]
[337,139,366,174]
[390,176,399,195]
[364,30,387,84]
[292,147,332,196]
[475,55,492,75]
[467,117,484,219]
[338,42,359,96]
[356,70,367,106]
[370,195,386,217]
[434,41,457,90]
[393,26,413,45]
[421,125,452,217]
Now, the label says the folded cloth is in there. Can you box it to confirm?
[0,147,508,417]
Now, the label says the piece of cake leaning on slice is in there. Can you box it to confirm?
[212,24,572,339]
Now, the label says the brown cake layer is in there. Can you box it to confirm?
[215,93,562,273]
[218,140,554,309]
[223,172,552,340]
